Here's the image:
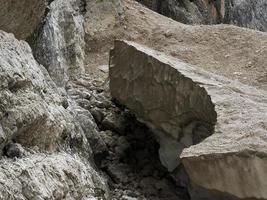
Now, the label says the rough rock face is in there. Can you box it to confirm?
[0,30,110,199]
[224,0,267,32]
[0,153,108,200]
[109,40,267,199]
[34,0,85,87]
[0,0,46,39]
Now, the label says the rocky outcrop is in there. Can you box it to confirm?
[33,0,85,88]
[0,0,46,39]
[109,40,267,199]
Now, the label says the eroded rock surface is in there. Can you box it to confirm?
[0,0,46,39]
[109,40,267,199]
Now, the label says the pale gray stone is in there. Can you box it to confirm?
[0,153,109,200]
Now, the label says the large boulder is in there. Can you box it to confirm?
[0,0,46,39]
[109,40,267,199]
[33,0,85,88]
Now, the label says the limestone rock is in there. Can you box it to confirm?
[34,0,85,87]
[0,152,109,200]
[0,0,46,39]
[109,40,267,199]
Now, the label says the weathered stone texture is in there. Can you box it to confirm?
[0,153,109,200]
[0,0,46,39]
[109,40,267,199]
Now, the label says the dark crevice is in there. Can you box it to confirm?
[90,100,190,199]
